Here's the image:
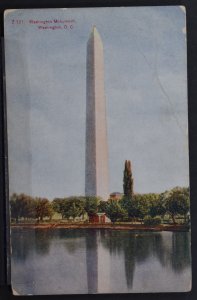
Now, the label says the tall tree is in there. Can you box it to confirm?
[120,195,133,216]
[123,160,134,198]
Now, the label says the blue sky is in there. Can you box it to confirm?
[4,6,188,199]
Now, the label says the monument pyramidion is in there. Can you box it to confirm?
[85,26,109,201]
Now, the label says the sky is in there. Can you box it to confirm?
[4,6,189,199]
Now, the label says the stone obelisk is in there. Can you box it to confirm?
[85,26,109,201]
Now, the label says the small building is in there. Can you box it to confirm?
[109,192,123,201]
[89,213,106,223]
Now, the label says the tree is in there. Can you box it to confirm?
[146,193,166,218]
[105,199,127,223]
[60,199,72,220]
[120,194,153,223]
[84,196,100,217]
[98,200,108,213]
[35,198,54,222]
[120,195,132,213]
[52,198,65,219]
[61,197,85,221]
[10,193,23,222]
[128,194,149,223]
[25,197,37,219]
[164,187,190,224]
[10,193,36,222]
[123,160,134,198]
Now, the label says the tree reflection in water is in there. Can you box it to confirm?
[171,232,191,272]
[99,230,191,289]
[11,228,191,293]
[11,228,36,261]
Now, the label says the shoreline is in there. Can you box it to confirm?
[11,223,190,232]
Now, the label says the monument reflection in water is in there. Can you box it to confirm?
[11,229,191,294]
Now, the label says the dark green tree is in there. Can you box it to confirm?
[123,160,134,198]
[128,194,149,223]
[120,195,132,213]
[98,200,108,213]
[146,193,166,218]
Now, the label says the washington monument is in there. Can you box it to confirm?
[85,26,109,201]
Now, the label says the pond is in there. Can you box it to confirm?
[11,228,191,294]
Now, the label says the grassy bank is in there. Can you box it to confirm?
[11,222,190,232]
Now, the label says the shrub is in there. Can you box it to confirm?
[144,216,161,226]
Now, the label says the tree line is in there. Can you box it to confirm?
[10,186,190,225]
[117,186,190,224]
[10,194,102,223]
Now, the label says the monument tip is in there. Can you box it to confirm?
[90,25,101,40]
[92,25,98,35]
[91,26,100,37]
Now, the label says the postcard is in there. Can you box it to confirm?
[4,6,191,294]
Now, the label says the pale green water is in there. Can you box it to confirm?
[11,228,191,294]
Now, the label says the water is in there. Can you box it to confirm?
[11,228,191,295]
